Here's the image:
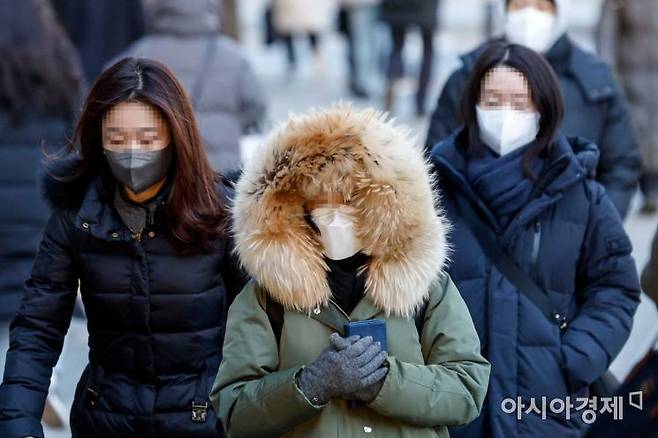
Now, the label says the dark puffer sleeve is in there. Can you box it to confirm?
[561,183,641,392]
[0,210,79,438]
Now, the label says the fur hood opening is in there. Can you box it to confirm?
[233,105,450,317]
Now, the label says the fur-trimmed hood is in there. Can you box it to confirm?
[233,106,450,317]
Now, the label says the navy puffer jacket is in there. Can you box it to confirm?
[431,131,641,438]
[426,35,642,218]
[0,162,246,438]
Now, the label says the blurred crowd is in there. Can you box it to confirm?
[0,0,658,437]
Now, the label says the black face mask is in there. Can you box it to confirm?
[104,145,173,194]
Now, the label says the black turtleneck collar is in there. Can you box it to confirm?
[326,252,370,316]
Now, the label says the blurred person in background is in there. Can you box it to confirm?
[430,42,641,437]
[0,58,246,438]
[147,0,240,40]
[113,0,266,174]
[381,0,440,117]
[598,0,658,215]
[50,0,145,84]
[427,0,641,220]
[338,0,380,98]
[211,105,490,437]
[0,0,84,432]
[270,0,336,74]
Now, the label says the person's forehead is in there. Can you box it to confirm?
[482,67,529,94]
[102,101,164,129]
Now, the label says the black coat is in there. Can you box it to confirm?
[380,0,440,31]
[0,115,68,321]
[426,36,642,218]
[0,164,246,438]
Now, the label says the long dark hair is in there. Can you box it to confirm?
[461,42,565,178]
[66,57,228,250]
[0,0,83,121]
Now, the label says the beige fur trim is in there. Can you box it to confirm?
[233,105,450,317]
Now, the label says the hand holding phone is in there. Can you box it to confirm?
[344,319,387,352]
[340,320,389,406]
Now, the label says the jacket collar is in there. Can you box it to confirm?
[566,42,616,102]
[543,34,572,73]
[309,294,386,334]
[430,129,502,231]
[75,174,171,242]
[42,156,174,242]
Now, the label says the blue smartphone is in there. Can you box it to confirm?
[344,319,387,352]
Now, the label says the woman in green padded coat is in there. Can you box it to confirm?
[210,105,491,437]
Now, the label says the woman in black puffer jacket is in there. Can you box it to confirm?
[0,56,246,438]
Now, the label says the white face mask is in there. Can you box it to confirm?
[505,8,557,53]
[476,106,540,156]
[310,205,361,261]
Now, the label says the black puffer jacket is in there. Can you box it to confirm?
[0,162,246,438]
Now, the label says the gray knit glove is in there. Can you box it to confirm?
[330,334,389,403]
[296,333,388,405]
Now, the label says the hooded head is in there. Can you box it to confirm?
[151,0,221,37]
[501,0,570,53]
[233,105,450,318]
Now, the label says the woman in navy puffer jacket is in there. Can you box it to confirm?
[0,58,246,438]
[429,42,641,438]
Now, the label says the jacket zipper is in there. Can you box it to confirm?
[530,220,541,277]
[328,298,351,322]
